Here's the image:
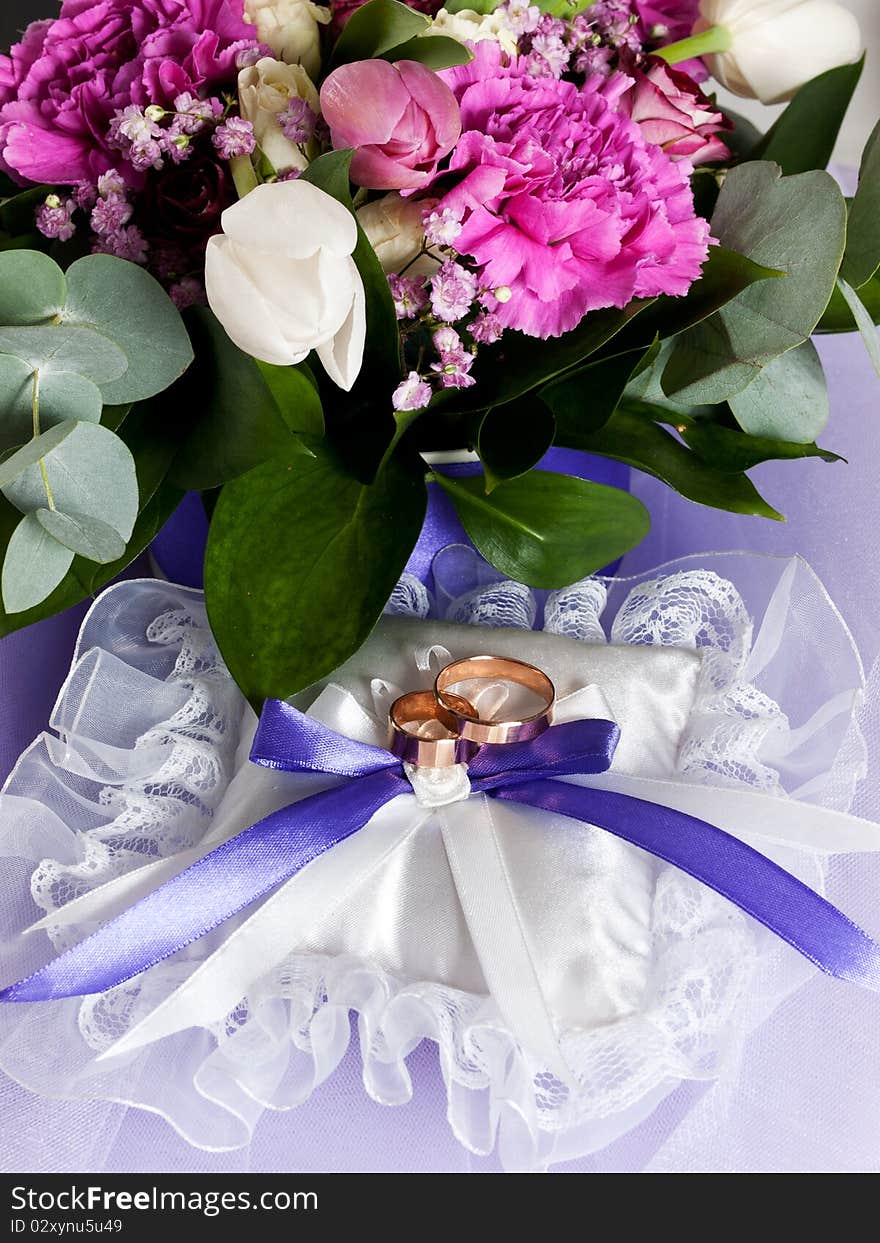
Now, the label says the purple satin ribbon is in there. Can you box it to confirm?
[152,449,628,590]
[3,702,879,1003]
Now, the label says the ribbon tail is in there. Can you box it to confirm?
[0,768,404,1003]
[497,780,880,992]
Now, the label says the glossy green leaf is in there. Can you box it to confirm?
[727,339,829,442]
[35,507,126,563]
[752,57,864,175]
[0,250,66,325]
[477,396,555,491]
[330,0,430,65]
[435,470,650,588]
[0,185,52,238]
[555,405,783,520]
[439,301,653,417]
[383,35,473,68]
[671,415,842,472]
[0,325,127,383]
[663,164,846,403]
[256,360,324,437]
[62,254,194,404]
[170,307,310,490]
[540,346,654,437]
[205,442,427,707]
[841,119,880,289]
[836,277,880,379]
[817,270,880,332]
[1,512,74,614]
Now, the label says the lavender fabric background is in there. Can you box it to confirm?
[2,2,879,1176]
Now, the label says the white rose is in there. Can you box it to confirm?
[356,193,437,276]
[423,7,519,57]
[698,0,863,104]
[238,56,319,174]
[245,0,331,80]
[205,181,366,392]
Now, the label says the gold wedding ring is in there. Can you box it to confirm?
[434,655,555,745]
[389,689,479,768]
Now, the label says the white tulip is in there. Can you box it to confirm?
[356,193,436,276]
[238,57,319,174]
[244,0,330,80]
[205,181,366,392]
[423,7,519,56]
[697,0,863,104]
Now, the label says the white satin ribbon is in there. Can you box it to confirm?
[26,677,880,1074]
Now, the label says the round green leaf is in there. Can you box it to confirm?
[0,420,78,490]
[1,512,75,614]
[728,339,830,442]
[435,471,650,588]
[2,421,139,541]
[0,325,128,383]
[62,254,194,404]
[662,163,846,404]
[0,356,103,454]
[0,250,67,326]
[35,506,127,562]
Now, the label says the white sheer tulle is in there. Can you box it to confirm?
[0,553,868,1171]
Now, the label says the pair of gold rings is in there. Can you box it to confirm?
[389,655,556,768]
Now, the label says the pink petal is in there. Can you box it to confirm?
[395,59,461,153]
[320,60,412,149]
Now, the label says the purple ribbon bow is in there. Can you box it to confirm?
[2,701,880,1004]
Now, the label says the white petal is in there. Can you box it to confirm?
[219,180,358,260]
[205,236,308,366]
[315,258,366,391]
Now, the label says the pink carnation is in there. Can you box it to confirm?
[434,44,711,340]
[0,0,260,187]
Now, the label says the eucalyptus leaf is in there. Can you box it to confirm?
[170,307,311,491]
[751,57,864,175]
[662,163,846,403]
[841,119,880,289]
[35,507,127,562]
[0,250,66,325]
[330,0,430,66]
[62,254,194,404]
[0,420,77,490]
[836,277,880,379]
[727,340,830,442]
[0,325,128,383]
[383,35,473,69]
[2,420,139,542]
[204,442,427,707]
[0,356,103,454]
[1,512,74,614]
[435,471,650,588]
[555,405,783,520]
[477,396,555,491]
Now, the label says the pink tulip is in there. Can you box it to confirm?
[320,58,461,192]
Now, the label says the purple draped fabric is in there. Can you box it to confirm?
[1,333,878,1172]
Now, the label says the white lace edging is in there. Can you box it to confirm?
[0,555,865,1170]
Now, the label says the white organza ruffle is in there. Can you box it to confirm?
[0,553,866,1171]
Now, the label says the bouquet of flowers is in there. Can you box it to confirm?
[0,0,876,707]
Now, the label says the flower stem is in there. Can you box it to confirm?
[31,369,56,511]
[653,24,732,65]
[230,153,259,199]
